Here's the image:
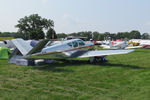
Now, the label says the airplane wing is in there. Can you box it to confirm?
[25,49,134,59]
[77,49,134,58]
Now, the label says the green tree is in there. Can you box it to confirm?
[141,33,149,39]
[68,31,93,40]
[57,33,67,38]
[15,14,54,40]
[98,34,104,40]
[129,30,141,39]
[93,31,100,40]
[84,31,92,40]
[46,28,57,39]
[110,33,117,40]
[104,32,110,40]
[116,32,130,40]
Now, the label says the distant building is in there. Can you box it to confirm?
[65,36,87,41]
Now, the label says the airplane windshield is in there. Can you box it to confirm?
[72,41,78,48]
[46,41,60,46]
[77,40,85,46]
[67,42,73,47]
[71,40,85,48]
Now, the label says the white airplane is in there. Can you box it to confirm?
[128,39,150,46]
[139,40,150,46]
[101,40,143,49]
[0,40,15,50]
[10,38,134,65]
[100,40,128,49]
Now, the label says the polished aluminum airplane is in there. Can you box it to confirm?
[12,38,134,63]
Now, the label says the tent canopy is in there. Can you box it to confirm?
[0,47,12,59]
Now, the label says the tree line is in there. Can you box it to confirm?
[0,14,149,41]
[0,29,149,41]
[57,31,150,41]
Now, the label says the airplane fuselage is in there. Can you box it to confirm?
[28,39,94,59]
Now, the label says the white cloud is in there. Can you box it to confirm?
[41,0,47,4]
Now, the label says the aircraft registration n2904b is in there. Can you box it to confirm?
[10,38,134,65]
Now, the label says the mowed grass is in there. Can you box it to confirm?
[0,49,150,100]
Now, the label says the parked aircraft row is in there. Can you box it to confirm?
[94,39,150,49]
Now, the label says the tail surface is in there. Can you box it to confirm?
[11,39,33,56]
[12,38,50,56]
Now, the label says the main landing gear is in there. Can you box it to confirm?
[89,56,107,63]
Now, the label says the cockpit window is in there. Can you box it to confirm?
[77,40,85,46]
[72,41,78,48]
[67,42,72,47]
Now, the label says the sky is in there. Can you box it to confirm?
[0,0,150,34]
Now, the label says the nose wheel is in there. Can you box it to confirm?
[89,56,107,63]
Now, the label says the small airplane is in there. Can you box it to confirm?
[100,40,143,49]
[100,40,128,49]
[10,38,134,65]
[128,39,150,45]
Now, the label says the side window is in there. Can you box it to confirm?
[77,40,85,47]
[72,41,78,48]
[67,42,73,47]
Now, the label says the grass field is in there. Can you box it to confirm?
[0,49,150,100]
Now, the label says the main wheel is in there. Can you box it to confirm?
[100,56,107,63]
[89,56,107,63]
[89,57,101,63]
[89,57,94,63]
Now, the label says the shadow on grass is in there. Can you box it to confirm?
[66,60,150,69]
[33,60,150,72]
[133,49,150,53]
[33,63,74,72]
[33,60,89,72]
[100,63,150,69]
